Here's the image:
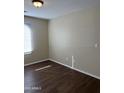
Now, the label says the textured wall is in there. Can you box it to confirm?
[49,5,100,77]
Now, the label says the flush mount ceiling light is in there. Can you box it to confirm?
[32,0,44,8]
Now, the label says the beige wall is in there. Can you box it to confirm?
[24,16,49,64]
[49,5,100,77]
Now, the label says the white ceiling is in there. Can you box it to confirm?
[24,0,99,19]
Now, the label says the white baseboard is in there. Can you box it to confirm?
[49,58,100,79]
[24,59,49,66]
[24,58,100,79]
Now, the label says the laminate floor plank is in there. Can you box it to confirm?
[24,60,100,93]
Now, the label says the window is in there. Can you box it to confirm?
[24,24,32,54]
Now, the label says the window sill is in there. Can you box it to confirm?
[24,51,32,55]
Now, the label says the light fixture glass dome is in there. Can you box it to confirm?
[32,0,44,8]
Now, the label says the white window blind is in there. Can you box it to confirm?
[24,24,32,54]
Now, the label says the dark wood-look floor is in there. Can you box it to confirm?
[24,60,100,93]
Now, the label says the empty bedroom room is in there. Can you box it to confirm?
[24,0,100,93]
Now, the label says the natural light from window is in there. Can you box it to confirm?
[24,24,32,54]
